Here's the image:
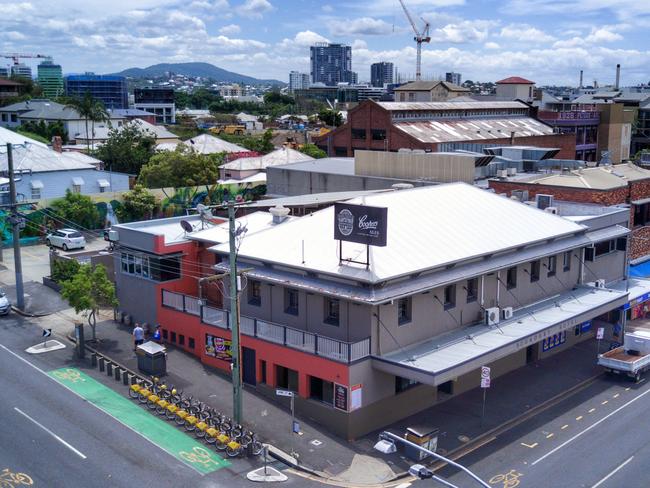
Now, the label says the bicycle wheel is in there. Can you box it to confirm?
[216,440,227,451]
[226,445,241,458]
[14,473,34,486]
[251,441,263,456]
[206,435,217,445]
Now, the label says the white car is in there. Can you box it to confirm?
[46,229,86,251]
[0,290,10,315]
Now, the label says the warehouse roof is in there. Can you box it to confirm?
[188,211,298,244]
[377,101,528,111]
[211,183,586,284]
[395,117,553,143]
[511,163,650,190]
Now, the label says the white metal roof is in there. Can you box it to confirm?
[515,163,650,190]
[375,285,629,385]
[184,134,247,154]
[189,211,298,244]
[377,101,528,111]
[221,147,314,171]
[212,183,587,284]
[75,119,179,142]
[0,126,47,150]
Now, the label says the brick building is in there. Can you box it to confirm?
[489,162,650,259]
[314,100,576,158]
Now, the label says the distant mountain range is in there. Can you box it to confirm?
[109,62,285,85]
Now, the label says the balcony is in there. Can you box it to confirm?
[162,290,371,364]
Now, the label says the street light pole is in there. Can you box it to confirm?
[228,200,242,425]
[378,431,490,488]
[7,143,25,310]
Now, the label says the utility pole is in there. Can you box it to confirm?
[228,200,242,425]
[7,143,24,310]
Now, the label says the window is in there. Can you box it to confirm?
[260,360,267,384]
[506,267,517,289]
[188,337,195,349]
[547,255,557,277]
[595,240,615,257]
[466,278,478,303]
[371,129,386,141]
[443,284,456,310]
[408,92,415,101]
[120,251,180,281]
[285,288,299,315]
[162,329,168,340]
[634,203,650,227]
[170,331,177,343]
[530,260,540,282]
[275,365,298,392]
[72,184,81,194]
[178,334,185,346]
[324,298,340,325]
[309,376,334,405]
[99,186,106,193]
[563,251,572,272]
[0,114,6,122]
[437,380,453,395]
[10,114,17,122]
[395,376,420,394]
[31,188,41,200]
[351,128,366,140]
[248,280,261,306]
[397,297,411,325]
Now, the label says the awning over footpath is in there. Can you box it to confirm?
[373,285,629,386]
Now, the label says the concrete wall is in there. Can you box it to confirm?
[114,257,159,327]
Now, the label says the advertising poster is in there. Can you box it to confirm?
[205,334,232,362]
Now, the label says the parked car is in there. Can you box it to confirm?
[45,229,86,251]
[0,289,11,315]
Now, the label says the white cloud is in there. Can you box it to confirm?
[484,41,500,50]
[288,30,330,47]
[3,31,27,41]
[208,35,267,50]
[429,20,496,44]
[236,0,273,19]
[586,27,623,43]
[327,17,393,37]
[321,4,333,12]
[3,2,34,16]
[219,23,241,35]
[499,24,555,43]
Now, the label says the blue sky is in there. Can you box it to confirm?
[1,0,649,86]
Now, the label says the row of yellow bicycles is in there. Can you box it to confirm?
[128,377,263,458]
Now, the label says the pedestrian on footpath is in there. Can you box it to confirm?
[153,325,161,343]
[133,323,144,351]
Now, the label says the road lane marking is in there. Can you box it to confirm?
[591,456,634,488]
[546,433,554,439]
[521,442,538,448]
[625,387,631,391]
[14,407,87,459]
[588,408,596,413]
[576,416,583,421]
[532,387,650,466]
[601,400,608,405]
[561,425,569,430]
[613,393,620,398]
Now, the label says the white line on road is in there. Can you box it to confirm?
[532,388,650,466]
[591,456,634,488]
[14,407,87,459]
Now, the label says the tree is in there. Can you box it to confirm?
[264,91,295,106]
[51,258,81,283]
[117,185,159,222]
[51,190,100,229]
[60,264,117,341]
[139,147,224,188]
[94,123,157,175]
[65,92,97,152]
[318,109,343,127]
[299,143,327,159]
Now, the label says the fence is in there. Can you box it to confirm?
[162,289,370,363]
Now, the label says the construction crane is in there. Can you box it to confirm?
[1,53,50,65]
[398,0,431,81]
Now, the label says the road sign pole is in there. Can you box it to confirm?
[228,201,242,425]
[7,143,25,311]
[291,393,296,457]
[481,388,486,427]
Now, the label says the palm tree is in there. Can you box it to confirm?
[89,99,109,152]
[65,92,95,153]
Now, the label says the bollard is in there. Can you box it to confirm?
[91,353,97,368]
[98,357,105,372]
[106,362,113,376]
[123,371,130,385]
[114,367,121,381]
[129,373,137,386]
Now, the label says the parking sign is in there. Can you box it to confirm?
[481,366,491,388]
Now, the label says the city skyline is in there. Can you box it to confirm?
[1,0,649,85]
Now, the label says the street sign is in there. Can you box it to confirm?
[481,378,491,388]
[481,366,491,379]
[596,327,605,340]
[42,329,52,338]
[276,389,294,398]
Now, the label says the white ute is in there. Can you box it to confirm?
[598,329,650,382]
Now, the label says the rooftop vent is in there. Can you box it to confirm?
[270,205,290,224]
[392,183,414,190]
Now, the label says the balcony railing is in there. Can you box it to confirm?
[162,289,371,363]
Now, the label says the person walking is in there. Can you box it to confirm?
[153,325,161,343]
[133,323,144,351]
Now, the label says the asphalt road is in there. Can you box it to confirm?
[441,374,650,488]
[0,314,315,488]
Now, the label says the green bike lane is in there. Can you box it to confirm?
[48,367,230,475]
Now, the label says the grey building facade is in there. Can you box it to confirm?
[310,43,357,86]
[371,62,394,88]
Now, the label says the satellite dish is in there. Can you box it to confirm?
[180,220,193,233]
[197,203,214,219]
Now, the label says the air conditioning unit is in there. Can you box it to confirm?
[536,194,554,210]
[497,169,508,178]
[512,189,529,202]
[595,279,606,288]
[545,206,559,215]
[108,230,119,241]
[507,167,517,176]
[502,307,514,320]
[485,307,500,326]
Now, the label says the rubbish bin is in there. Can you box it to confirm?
[404,425,439,461]
[136,341,167,376]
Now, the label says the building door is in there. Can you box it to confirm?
[242,347,256,386]
[526,344,539,364]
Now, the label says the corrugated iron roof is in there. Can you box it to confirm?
[395,117,553,143]
[377,101,527,111]
[514,163,650,190]
[496,76,535,84]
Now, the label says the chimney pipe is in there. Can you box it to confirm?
[579,70,583,89]
[615,64,620,90]
[510,131,516,145]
